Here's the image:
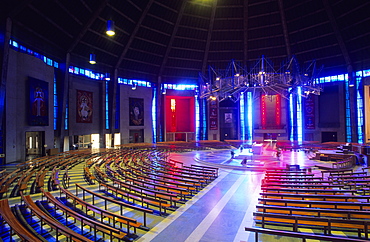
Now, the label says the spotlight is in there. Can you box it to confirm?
[89,53,96,64]
[106,20,115,36]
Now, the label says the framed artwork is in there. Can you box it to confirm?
[225,113,232,123]
[129,98,144,126]
[76,90,93,123]
[29,77,49,126]
[209,99,218,130]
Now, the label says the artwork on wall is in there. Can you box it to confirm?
[209,99,218,130]
[76,90,93,123]
[224,113,232,123]
[29,77,49,126]
[129,98,144,126]
[305,94,315,129]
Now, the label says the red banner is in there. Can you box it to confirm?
[305,94,315,129]
[209,99,218,130]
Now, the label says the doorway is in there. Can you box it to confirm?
[25,131,44,160]
[321,132,337,143]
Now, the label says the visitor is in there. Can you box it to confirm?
[276,148,282,161]
[230,150,235,159]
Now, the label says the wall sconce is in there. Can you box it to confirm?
[89,53,96,64]
[106,20,115,36]
[132,83,137,90]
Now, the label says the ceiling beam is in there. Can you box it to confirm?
[323,0,352,72]
[201,0,217,74]
[243,0,249,66]
[53,0,83,25]
[158,0,188,77]
[28,5,73,39]
[7,0,34,19]
[278,0,292,58]
[114,0,155,70]
[67,0,109,53]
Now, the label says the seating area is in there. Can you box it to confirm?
[0,146,218,241]
[247,166,370,241]
[1,141,370,241]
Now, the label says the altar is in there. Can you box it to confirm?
[252,143,263,155]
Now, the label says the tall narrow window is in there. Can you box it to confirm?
[240,92,245,141]
[152,87,157,143]
[289,90,294,141]
[202,98,207,140]
[195,95,200,142]
[343,74,352,142]
[297,87,303,143]
[53,73,58,130]
[115,86,120,129]
[247,92,253,144]
[105,81,110,130]
[356,71,364,143]
[64,102,68,130]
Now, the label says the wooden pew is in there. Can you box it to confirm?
[256,204,370,220]
[42,190,127,241]
[21,193,93,242]
[245,227,370,242]
[260,192,370,202]
[83,166,96,185]
[111,177,181,207]
[253,212,370,239]
[59,186,141,235]
[261,187,358,195]
[100,182,171,215]
[258,197,370,210]
[75,183,153,229]
[119,172,190,200]
[0,169,21,198]
[261,183,345,189]
[0,199,43,241]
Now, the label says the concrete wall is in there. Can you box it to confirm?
[68,75,104,136]
[304,83,346,142]
[6,49,54,162]
[119,84,153,144]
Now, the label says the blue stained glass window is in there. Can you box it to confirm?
[195,95,200,142]
[247,92,253,144]
[240,93,245,141]
[106,81,109,130]
[297,87,303,143]
[152,88,157,143]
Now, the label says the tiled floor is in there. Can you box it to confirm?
[138,142,336,242]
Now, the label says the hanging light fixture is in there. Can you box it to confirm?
[199,56,322,102]
[89,53,96,64]
[106,20,115,36]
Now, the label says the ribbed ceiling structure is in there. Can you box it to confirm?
[3,0,370,83]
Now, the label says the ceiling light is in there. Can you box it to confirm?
[106,20,115,36]
[89,53,96,64]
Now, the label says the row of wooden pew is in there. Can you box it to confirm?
[245,167,370,241]
[0,147,218,241]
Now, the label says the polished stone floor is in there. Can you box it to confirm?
[138,142,334,242]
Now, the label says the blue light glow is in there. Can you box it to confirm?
[356,72,364,143]
[297,87,303,143]
[247,92,253,144]
[195,95,200,142]
[289,89,294,141]
[344,74,352,142]
[152,88,157,143]
[240,93,245,141]
[105,81,109,130]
